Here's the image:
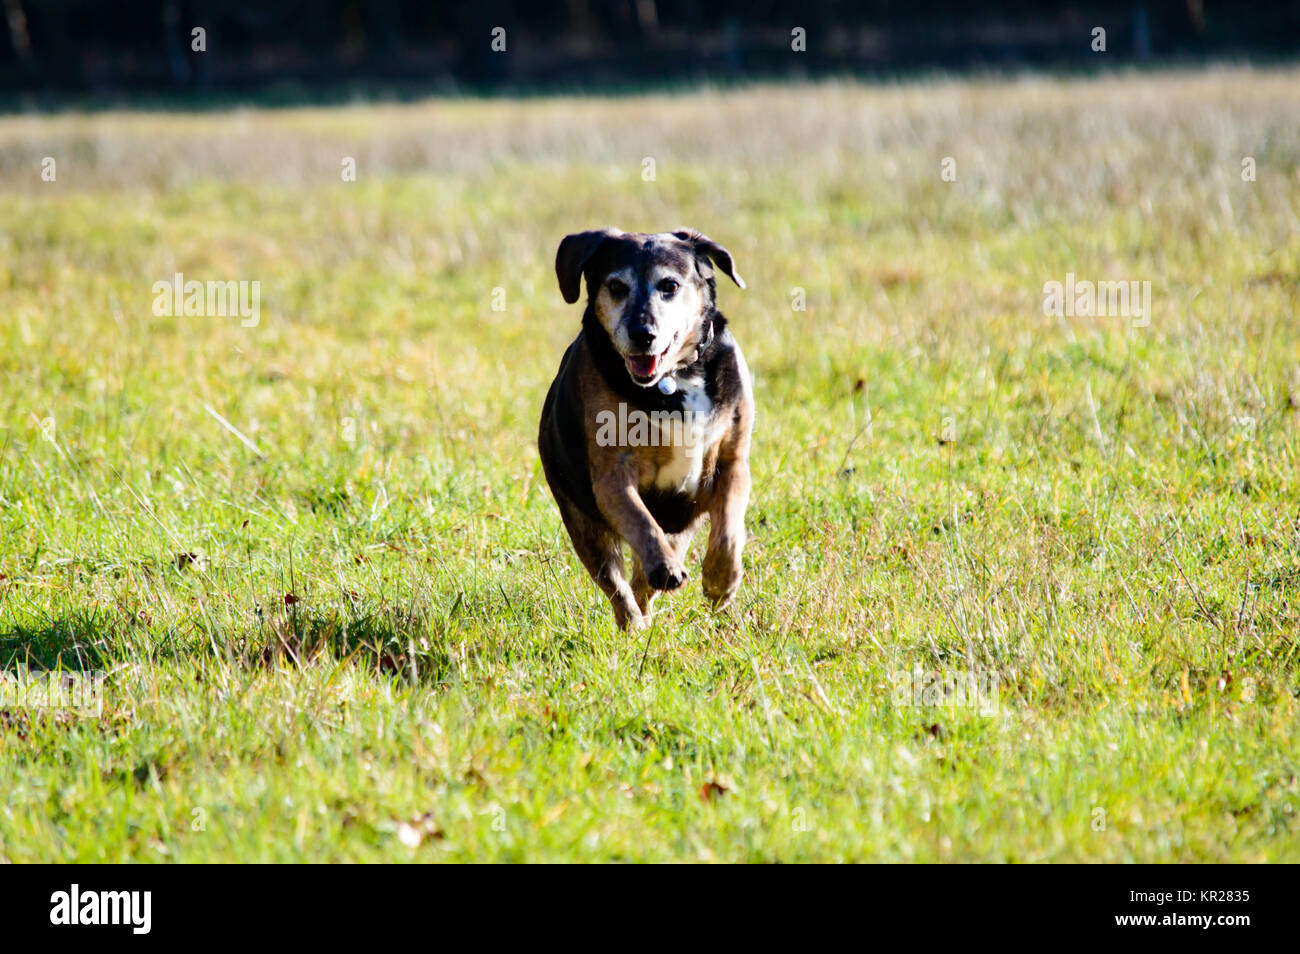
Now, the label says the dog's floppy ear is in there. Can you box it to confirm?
[556,228,622,304]
[672,228,745,289]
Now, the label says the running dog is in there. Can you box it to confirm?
[538,228,753,629]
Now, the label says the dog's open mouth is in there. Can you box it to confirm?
[624,341,674,385]
[625,351,663,382]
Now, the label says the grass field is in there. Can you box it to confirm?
[2,67,1299,862]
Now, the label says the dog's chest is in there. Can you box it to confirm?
[643,374,719,496]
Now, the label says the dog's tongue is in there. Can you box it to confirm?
[627,352,661,378]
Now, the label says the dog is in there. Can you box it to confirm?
[538,228,753,630]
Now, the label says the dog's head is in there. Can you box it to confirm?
[556,228,744,387]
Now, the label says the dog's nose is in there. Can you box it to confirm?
[627,325,657,352]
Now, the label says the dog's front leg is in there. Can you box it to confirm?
[702,454,750,609]
[592,469,689,594]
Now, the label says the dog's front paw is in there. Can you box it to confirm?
[647,559,689,592]
[702,545,743,609]
[702,571,741,609]
[612,599,646,631]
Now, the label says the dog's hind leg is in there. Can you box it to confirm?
[556,499,644,630]
[631,529,696,620]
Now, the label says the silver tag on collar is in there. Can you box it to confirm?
[657,375,678,395]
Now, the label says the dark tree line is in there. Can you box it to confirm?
[0,1,1296,94]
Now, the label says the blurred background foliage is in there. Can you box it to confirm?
[1,1,1298,103]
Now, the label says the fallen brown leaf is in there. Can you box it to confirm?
[698,775,732,802]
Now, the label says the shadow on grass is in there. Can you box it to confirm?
[0,605,463,686]
[0,573,575,689]
[255,576,563,685]
[257,602,454,686]
[0,609,120,672]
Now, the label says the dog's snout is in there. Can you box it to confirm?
[627,323,657,352]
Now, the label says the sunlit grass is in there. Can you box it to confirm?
[1,67,1298,861]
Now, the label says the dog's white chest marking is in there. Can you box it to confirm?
[651,374,715,495]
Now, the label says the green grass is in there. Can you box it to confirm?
[1,68,1299,862]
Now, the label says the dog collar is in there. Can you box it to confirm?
[658,337,708,393]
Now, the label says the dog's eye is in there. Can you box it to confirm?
[606,279,629,300]
[657,279,679,297]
